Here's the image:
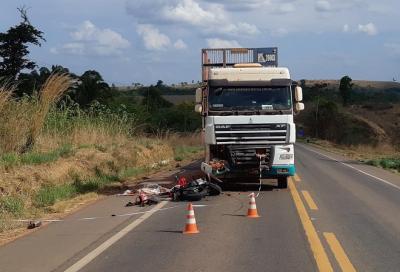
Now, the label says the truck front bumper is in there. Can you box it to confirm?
[262,164,296,177]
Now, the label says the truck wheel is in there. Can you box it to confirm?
[277,177,288,189]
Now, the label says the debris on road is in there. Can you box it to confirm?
[171,177,222,202]
[137,183,170,196]
[134,192,160,207]
[122,176,222,207]
[117,189,135,196]
[208,159,230,175]
[27,220,42,229]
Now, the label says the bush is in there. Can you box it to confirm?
[366,158,400,171]
[34,184,77,207]
[149,102,201,133]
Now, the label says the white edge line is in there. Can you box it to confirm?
[64,201,169,272]
[300,144,400,191]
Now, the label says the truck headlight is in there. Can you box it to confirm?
[279,154,293,160]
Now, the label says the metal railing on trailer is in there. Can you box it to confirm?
[201,47,278,81]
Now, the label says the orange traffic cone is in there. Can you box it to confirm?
[183,203,200,234]
[247,192,260,218]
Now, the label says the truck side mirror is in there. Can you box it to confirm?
[195,88,203,103]
[295,86,303,102]
[295,102,305,112]
[194,104,203,113]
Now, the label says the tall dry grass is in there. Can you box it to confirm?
[22,73,72,152]
[0,77,203,238]
[0,84,13,112]
[0,73,72,154]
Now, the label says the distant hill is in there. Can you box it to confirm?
[297,79,400,148]
[300,80,400,90]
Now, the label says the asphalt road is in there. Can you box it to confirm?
[0,143,399,272]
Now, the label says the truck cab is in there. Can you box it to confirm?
[195,48,304,188]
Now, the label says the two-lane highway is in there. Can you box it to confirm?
[295,144,400,272]
[0,143,399,271]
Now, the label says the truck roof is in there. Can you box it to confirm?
[209,67,290,83]
[202,47,278,81]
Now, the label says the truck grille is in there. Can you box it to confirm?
[215,124,288,144]
[228,145,272,167]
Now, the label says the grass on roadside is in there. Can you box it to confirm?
[365,157,400,171]
[0,144,73,167]
[173,145,203,161]
[32,166,149,208]
[0,196,24,216]
[118,167,146,179]
[33,173,120,208]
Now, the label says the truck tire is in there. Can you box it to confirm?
[277,177,288,189]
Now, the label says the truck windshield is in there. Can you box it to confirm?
[208,86,291,111]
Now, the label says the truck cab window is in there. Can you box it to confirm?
[209,87,291,111]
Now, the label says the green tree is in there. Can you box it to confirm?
[51,65,70,74]
[339,75,353,106]
[74,70,111,106]
[303,98,339,140]
[17,66,51,96]
[150,102,201,132]
[0,8,45,81]
[142,86,172,112]
[156,80,164,88]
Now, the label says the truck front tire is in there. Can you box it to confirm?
[277,177,288,189]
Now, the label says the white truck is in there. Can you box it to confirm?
[195,48,304,188]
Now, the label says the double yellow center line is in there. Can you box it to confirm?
[289,176,356,272]
[324,232,356,272]
[301,190,319,210]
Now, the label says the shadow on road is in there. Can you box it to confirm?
[155,230,182,234]
[220,183,275,192]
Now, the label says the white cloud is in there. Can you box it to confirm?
[137,24,171,50]
[206,38,241,48]
[52,20,130,56]
[315,0,332,12]
[127,0,259,36]
[343,24,350,32]
[201,0,269,11]
[201,0,298,13]
[221,22,259,35]
[61,43,85,55]
[357,23,378,35]
[163,0,219,26]
[70,21,130,53]
[174,39,188,49]
[162,0,259,35]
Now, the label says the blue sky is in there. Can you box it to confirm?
[1,0,399,85]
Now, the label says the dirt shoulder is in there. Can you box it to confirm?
[300,139,400,174]
[0,133,204,246]
[0,153,203,247]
